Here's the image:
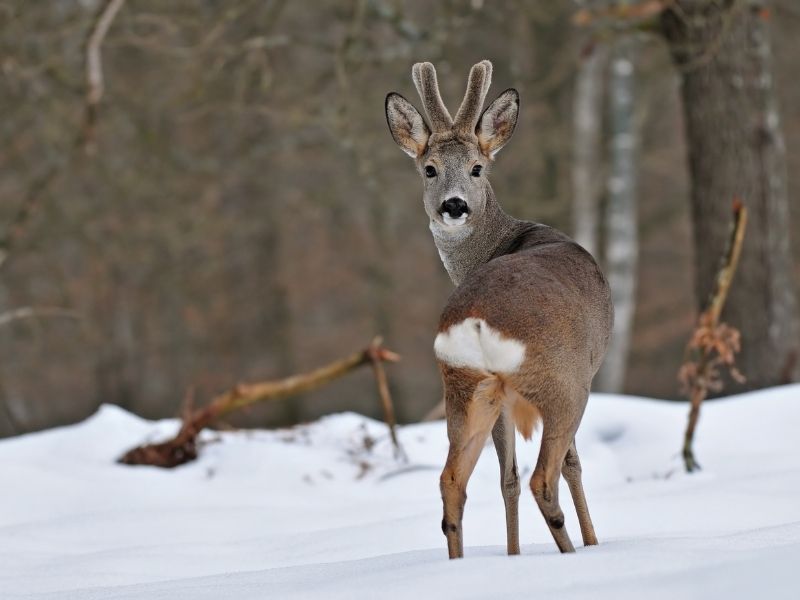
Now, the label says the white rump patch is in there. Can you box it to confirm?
[434,318,526,373]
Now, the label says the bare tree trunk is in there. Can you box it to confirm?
[572,44,608,257]
[596,36,639,393]
[661,0,800,389]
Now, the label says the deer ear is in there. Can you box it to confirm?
[476,88,519,158]
[386,92,430,158]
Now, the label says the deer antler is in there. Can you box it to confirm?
[453,60,493,134]
[412,62,453,132]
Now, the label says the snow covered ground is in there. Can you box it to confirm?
[1,385,799,599]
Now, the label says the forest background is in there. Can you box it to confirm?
[1,0,798,437]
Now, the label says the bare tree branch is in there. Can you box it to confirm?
[83,0,127,153]
[0,306,81,328]
[0,1,126,272]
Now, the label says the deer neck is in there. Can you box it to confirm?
[429,189,520,286]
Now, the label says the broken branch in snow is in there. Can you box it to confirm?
[118,337,402,468]
[678,199,747,473]
[367,338,405,460]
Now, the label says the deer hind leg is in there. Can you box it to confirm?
[561,438,598,546]
[491,408,521,555]
[440,368,503,559]
[530,416,577,554]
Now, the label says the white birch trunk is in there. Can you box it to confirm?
[595,38,638,393]
[571,45,607,258]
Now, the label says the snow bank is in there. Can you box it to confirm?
[1,386,799,599]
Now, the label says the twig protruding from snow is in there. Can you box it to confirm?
[679,200,747,472]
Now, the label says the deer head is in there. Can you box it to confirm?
[385,60,519,232]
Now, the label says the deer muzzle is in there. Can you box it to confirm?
[440,197,470,226]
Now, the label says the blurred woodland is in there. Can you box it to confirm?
[1,0,799,438]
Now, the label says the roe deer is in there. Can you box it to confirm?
[385,60,613,559]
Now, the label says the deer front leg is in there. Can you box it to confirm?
[440,369,501,559]
[491,409,520,555]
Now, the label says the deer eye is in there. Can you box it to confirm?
[425,165,437,178]
[471,165,483,177]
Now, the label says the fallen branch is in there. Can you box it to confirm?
[119,337,402,468]
[678,200,747,472]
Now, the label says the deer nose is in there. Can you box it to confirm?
[440,197,469,218]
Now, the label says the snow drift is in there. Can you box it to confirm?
[1,385,799,599]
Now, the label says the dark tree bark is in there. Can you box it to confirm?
[660,0,799,390]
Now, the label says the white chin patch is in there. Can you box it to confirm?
[442,214,468,227]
